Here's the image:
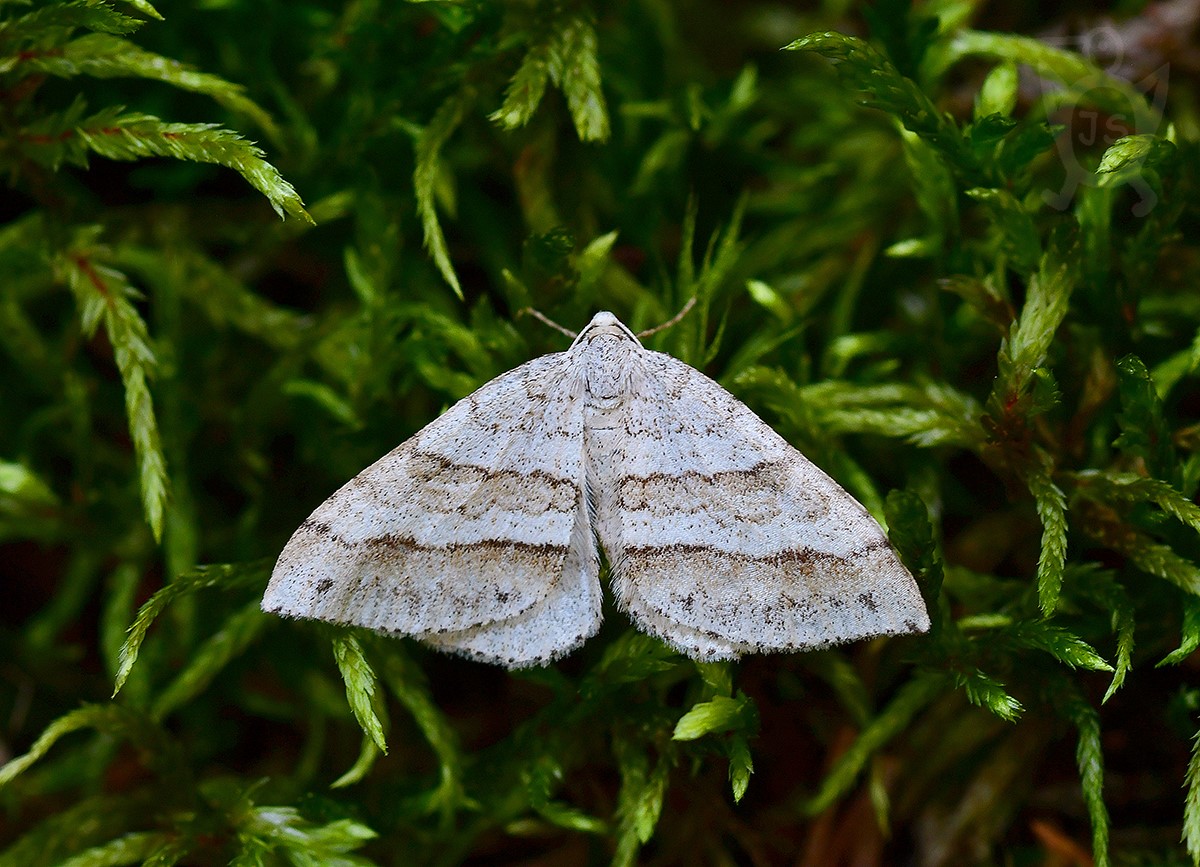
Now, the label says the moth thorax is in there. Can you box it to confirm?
[582,334,634,411]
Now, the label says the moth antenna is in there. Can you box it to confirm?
[519,307,578,340]
[636,297,697,338]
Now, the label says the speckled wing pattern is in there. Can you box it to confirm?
[597,349,929,661]
[263,312,929,667]
[262,352,603,667]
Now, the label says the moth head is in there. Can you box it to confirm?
[572,312,642,409]
[571,312,642,350]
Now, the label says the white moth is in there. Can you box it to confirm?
[262,312,929,667]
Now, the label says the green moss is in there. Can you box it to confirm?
[2,1,1200,863]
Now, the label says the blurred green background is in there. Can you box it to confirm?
[2,1,1199,864]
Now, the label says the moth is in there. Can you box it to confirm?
[262,311,929,667]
